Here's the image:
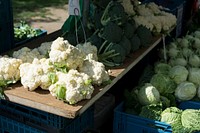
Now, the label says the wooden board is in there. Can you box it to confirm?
[3,35,162,119]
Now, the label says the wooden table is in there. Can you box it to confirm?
[3,31,163,119]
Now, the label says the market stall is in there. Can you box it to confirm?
[1,0,199,133]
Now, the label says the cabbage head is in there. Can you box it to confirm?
[188,67,200,86]
[161,107,182,126]
[169,65,188,84]
[175,81,197,101]
[181,109,200,131]
[154,62,171,75]
[150,73,176,94]
[137,83,160,106]
[139,102,162,121]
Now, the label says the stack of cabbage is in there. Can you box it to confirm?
[0,37,111,104]
[124,30,200,132]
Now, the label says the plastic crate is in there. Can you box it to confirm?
[113,102,172,133]
[0,115,46,133]
[179,100,200,110]
[14,29,47,46]
[143,0,186,37]
[113,101,200,133]
[0,100,94,133]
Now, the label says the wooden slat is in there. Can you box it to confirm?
[3,33,162,119]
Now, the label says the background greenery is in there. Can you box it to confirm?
[12,0,68,23]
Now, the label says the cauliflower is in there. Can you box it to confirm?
[37,41,52,57]
[120,0,136,16]
[49,70,94,104]
[0,56,22,83]
[76,42,98,61]
[133,2,177,34]
[20,58,55,91]
[49,37,85,70]
[78,59,110,85]
[13,47,45,63]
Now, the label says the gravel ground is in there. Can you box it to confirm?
[30,4,69,34]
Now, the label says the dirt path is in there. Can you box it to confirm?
[30,4,69,34]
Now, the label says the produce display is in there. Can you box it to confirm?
[62,0,176,67]
[124,29,200,132]
[0,37,110,104]
[14,21,45,44]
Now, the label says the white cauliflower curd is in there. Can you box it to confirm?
[0,56,22,83]
[12,47,45,63]
[78,59,110,85]
[19,58,55,91]
[49,37,85,70]
[76,42,98,61]
[49,69,94,104]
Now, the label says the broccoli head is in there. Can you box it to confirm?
[136,25,153,47]
[130,34,141,52]
[101,1,127,26]
[99,21,123,43]
[123,18,137,39]
[119,36,132,56]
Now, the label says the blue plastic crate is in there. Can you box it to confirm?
[0,115,46,133]
[0,100,94,133]
[179,100,200,110]
[113,102,172,133]
[113,101,200,133]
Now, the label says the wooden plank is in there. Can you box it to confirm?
[3,34,162,119]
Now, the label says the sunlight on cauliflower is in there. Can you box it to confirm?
[49,37,85,70]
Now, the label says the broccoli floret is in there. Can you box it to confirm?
[99,21,123,43]
[136,25,153,47]
[119,36,132,56]
[130,34,141,52]
[101,1,127,26]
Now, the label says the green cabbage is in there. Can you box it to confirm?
[181,109,200,131]
[137,83,160,106]
[188,67,200,86]
[154,62,171,75]
[169,65,189,84]
[175,81,197,101]
[161,107,183,132]
[150,73,176,94]
[139,102,162,121]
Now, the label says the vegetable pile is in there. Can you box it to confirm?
[62,0,176,67]
[0,37,111,104]
[14,21,44,43]
[124,29,200,132]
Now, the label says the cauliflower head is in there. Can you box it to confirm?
[20,58,55,91]
[13,47,45,63]
[0,56,22,83]
[76,42,98,61]
[37,41,52,57]
[78,59,110,85]
[49,70,94,104]
[49,37,85,70]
